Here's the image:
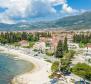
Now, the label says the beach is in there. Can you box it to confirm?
[0,45,52,84]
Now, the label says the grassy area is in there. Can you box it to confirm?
[13,42,20,46]
[71,63,91,81]
[46,50,54,56]
[51,61,59,72]
[79,42,86,48]
[12,41,35,48]
[23,42,35,48]
[33,49,39,52]
[51,50,75,74]
[49,72,62,79]
[29,42,35,48]
[63,50,75,59]
[60,50,75,72]
[45,59,52,63]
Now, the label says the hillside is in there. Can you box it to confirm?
[0,12,91,31]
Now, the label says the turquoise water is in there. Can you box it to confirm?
[0,53,34,84]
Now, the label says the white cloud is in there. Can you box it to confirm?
[0,0,29,17]
[0,0,30,23]
[50,0,66,4]
[62,4,73,13]
[0,13,15,24]
[0,0,81,23]
[52,0,79,14]
[26,0,57,18]
[62,4,79,14]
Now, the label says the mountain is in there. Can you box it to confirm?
[54,12,91,30]
[0,12,91,31]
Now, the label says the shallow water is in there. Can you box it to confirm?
[0,53,33,84]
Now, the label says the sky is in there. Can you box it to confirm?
[0,0,90,24]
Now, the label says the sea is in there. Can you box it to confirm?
[0,53,33,84]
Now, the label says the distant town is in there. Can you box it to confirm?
[0,29,91,84]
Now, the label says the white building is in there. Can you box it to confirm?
[33,42,46,52]
[68,43,79,49]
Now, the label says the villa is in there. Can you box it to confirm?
[87,43,91,49]
[33,42,46,52]
[38,31,74,52]
[19,40,29,47]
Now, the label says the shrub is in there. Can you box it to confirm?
[71,63,91,81]
[46,50,54,56]
[51,61,59,72]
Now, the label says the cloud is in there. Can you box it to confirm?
[26,0,57,18]
[52,0,79,14]
[0,0,30,23]
[0,0,81,23]
[62,3,79,14]
[50,0,66,4]
[0,0,29,17]
[0,13,15,24]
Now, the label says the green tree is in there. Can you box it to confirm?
[55,40,63,58]
[21,32,27,40]
[63,37,68,53]
[28,34,34,41]
[51,61,59,72]
[71,63,91,81]
[34,33,39,41]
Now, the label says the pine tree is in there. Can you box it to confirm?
[21,32,27,40]
[73,34,76,42]
[28,34,33,41]
[34,33,39,41]
[63,37,68,52]
[55,40,63,58]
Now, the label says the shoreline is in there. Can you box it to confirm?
[0,45,52,84]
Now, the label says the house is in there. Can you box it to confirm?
[68,43,77,49]
[33,42,46,52]
[39,37,47,42]
[19,40,29,47]
[38,31,74,51]
[67,34,73,43]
